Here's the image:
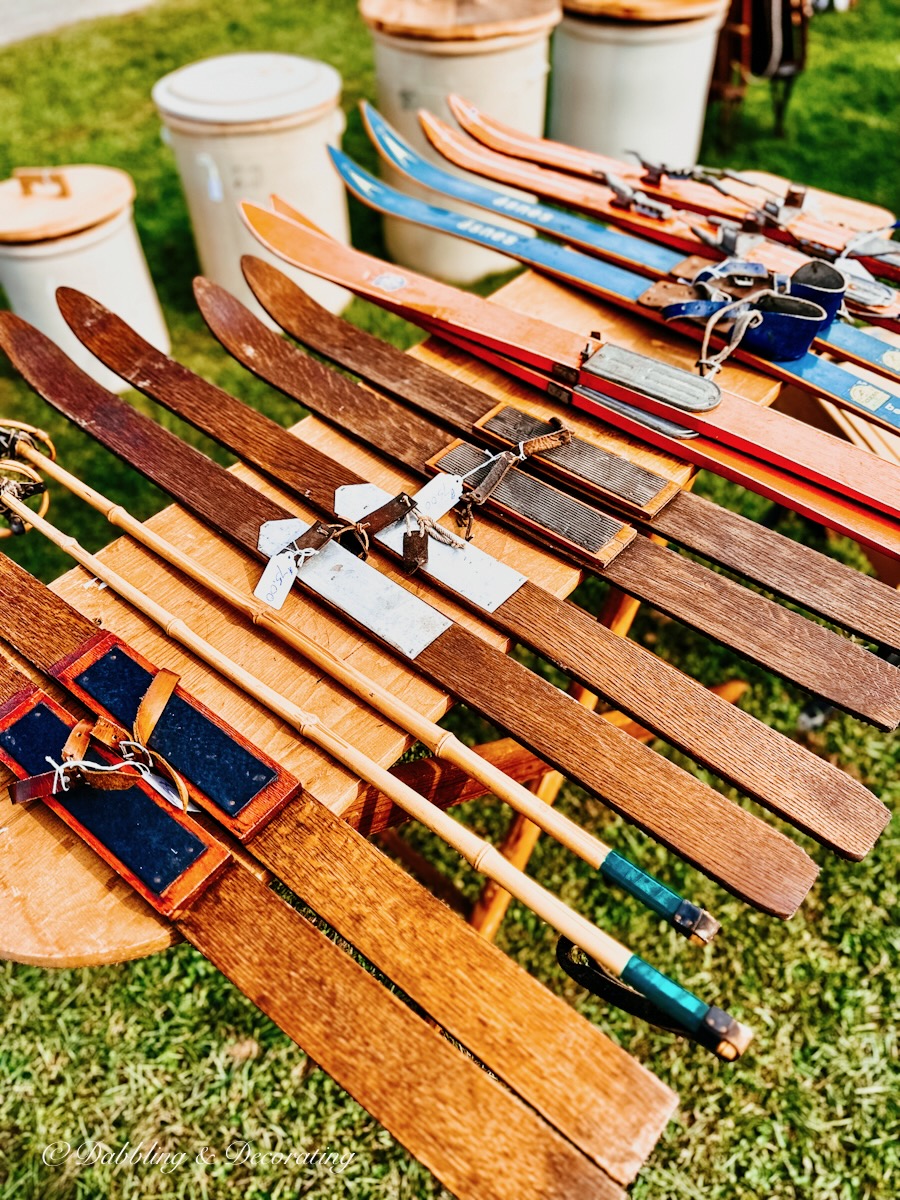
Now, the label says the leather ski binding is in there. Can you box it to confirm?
[473,403,681,518]
[50,631,299,840]
[0,677,230,917]
[427,440,636,566]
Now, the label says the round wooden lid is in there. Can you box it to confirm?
[0,165,135,244]
[563,0,727,20]
[360,0,561,40]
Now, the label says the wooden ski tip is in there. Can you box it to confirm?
[269,194,333,239]
[241,254,297,306]
[56,285,110,334]
[0,308,71,377]
[195,273,271,348]
[239,199,275,239]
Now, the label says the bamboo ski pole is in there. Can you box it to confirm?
[1,425,717,944]
[0,481,751,1058]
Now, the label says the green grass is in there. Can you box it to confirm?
[0,1,898,1197]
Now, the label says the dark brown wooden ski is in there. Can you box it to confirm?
[183,273,900,727]
[0,555,674,1188]
[240,256,900,656]
[0,310,831,914]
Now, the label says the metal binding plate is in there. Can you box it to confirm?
[479,406,677,514]
[333,481,529,615]
[842,274,897,310]
[431,443,633,563]
[258,517,455,659]
[582,344,721,413]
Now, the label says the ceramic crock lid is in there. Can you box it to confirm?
[0,165,135,243]
[152,53,342,125]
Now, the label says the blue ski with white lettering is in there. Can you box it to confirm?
[362,102,680,277]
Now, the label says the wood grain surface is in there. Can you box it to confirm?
[0,561,679,1183]
[0,633,673,1189]
[249,789,678,1184]
[228,265,900,710]
[17,308,835,908]
[183,865,640,1199]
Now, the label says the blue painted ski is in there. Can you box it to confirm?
[362,104,900,393]
[825,320,900,378]
[334,142,900,436]
[363,102,683,277]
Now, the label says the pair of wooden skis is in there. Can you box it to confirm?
[381,104,900,368]
[418,102,900,336]
[9,287,895,910]
[240,200,900,557]
[0,559,677,1198]
[441,97,900,283]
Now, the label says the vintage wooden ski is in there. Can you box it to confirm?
[240,255,900,655]
[446,96,900,282]
[0,651,659,1197]
[0,582,680,1188]
[0,308,833,913]
[327,150,900,468]
[187,271,900,726]
[420,108,900,338]
[391,107,900,371]
[241,203,900,551]
[46,301,895,856]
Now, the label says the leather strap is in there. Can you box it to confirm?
[663,298,736,323]
[292,520,342,553]
[517,423,573,458]
[469,452,519,505]
[356,493,417,537]
[9,761,142,805]
[134,668,179,747]
[402,526,430,574]
[556,938,687,1036]
[61,718,94,763]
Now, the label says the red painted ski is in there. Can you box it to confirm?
[446,96,900,281]
[242,201,900,527]
[420,111,900,335]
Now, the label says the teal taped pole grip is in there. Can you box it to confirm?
[621,955,709,1034]
[601,851,683,919]
[621,954,754,1060]
[600,851,720,944]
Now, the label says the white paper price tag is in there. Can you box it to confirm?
[254,550,298,611]
[144,771,200,813]
[410,474,465,521]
